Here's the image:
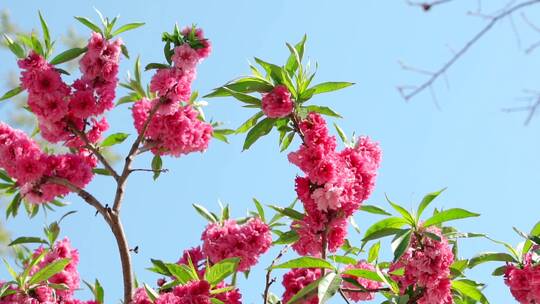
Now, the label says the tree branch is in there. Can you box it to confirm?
[263,246,289,304]
[400,0,540,101]
[68,124,120,181]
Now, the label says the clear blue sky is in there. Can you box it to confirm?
[1,0,540,303]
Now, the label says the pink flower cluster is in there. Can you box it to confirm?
[0,123,95,204]
[0,238,95,304]
[201,217,272,272]
[281,268,321,304]
[288,113,381,256]
[18,32,121,146]
[504,250,540,304]
[389,227,454,304]
[342,261,383,302]
[261,85,294,118]
[132,98,212,157]
[132,27,212,157]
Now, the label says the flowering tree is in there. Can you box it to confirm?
[0,11,539,304]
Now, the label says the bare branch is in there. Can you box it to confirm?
[401,0,540,102]
[130,168,169,174]
[263,246,289,304]
[407,0,457,11]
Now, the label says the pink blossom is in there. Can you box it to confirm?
[291,214,347,256]
[504,251,540,304]
[311,183,343,212]
[282,268,321,304]
[342,261,383,302]
[132,99,213,157]
[261,85,294,118]
[172,280,211,304]
[214,282,242,304]
[181,27,212,59]
[201,217,272,272]
[172,44,200,72]
[390,227,454,303]
[132,287,153,304]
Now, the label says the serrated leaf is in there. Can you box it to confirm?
[268,205,304,221]
[385,195,415,225]
[273,230,299,245]
[101,133,129,147]
[359,204,392,216]
[303,105,342,118]
[362,217,408,242]
[391,230,411,262]
[451,280,489,304]
[252,198,265,222]
[342,268,384,282]
[416,188,446,219]
[328,255,356,265]
[29,258,70,285]
[243,117,275,150]
[273,257,335,270]
[318,272,342,304]
[204,77,274,98]
[468,252,516,268]
[50,47,87,65]
[236,111,263,134]
[9,237,48,247]
[222,88,261,105]
[0,86,23,102]
[368,241,381,263]
[112,22,145,36]
[166,263,198,283]
[205,257,240,285]
[309,82,354,95]
[192,204,218,223]
[423,208,480,227]
[3,34,25,58]
[74,17,103,34]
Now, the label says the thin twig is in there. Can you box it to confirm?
[129,168,169,174]
[338,289,351,304]
[263,246,289,304]
[400,0,540,101]
[406,0,456,11]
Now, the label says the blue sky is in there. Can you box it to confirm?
[1,0,540,303]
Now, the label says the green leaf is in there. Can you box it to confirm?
[273,230,299,245]
[285,35,307,74]
[101,133,129,147]
[204,77,274,98]
[524,220,540,254]
[29,258,70,285]
[121,44,129,59]
[222,88,261,105]
[145,63,170,71]
[333,123,348,144]
[144,283,159,301]
[236,111,264,134]
[468,252,516,268]
[280,132,295,152]
[328,255,356,265]
[38,11,51,50]
[342,268,384,282]
[254,57,283,84]
[112,22,145,36]
[367,241,381,263]
[74,17,103,34]
[385,195,415,225]
[243,117,275,150]
[95,279,104,304]
[3,34,25,58]
[359,204,392,216]
[151,155,163,180]
[92,168,111,176]
[252,198,265,221]
[362,217,408,242]
[192,204,218,223]
[451,280,489,304]
[491,265,507,276]
[318,272,342,304]
[166,263,198,283]
[9,237,48,246]
[268,205,304,221]
[416,188,446,220]
[211,299,225,304]
[273,257,335,270]
[50,47,87,65]
[0,86,23,102]
[391,230,411,262]
[286,277,322,304]
[0,170,13,183]
[205,257,240,285]
[303,105,342,118]
[309,82,354,95]
[423,208,480,227]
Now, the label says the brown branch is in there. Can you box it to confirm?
[45,176,110,221]
[338,289,351,304]
[341,287,392,293]
[129,168,169,174]
[113,100,161,213]
[68,124,120,181]
[400,0,540,102]
[263,246,289,304]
